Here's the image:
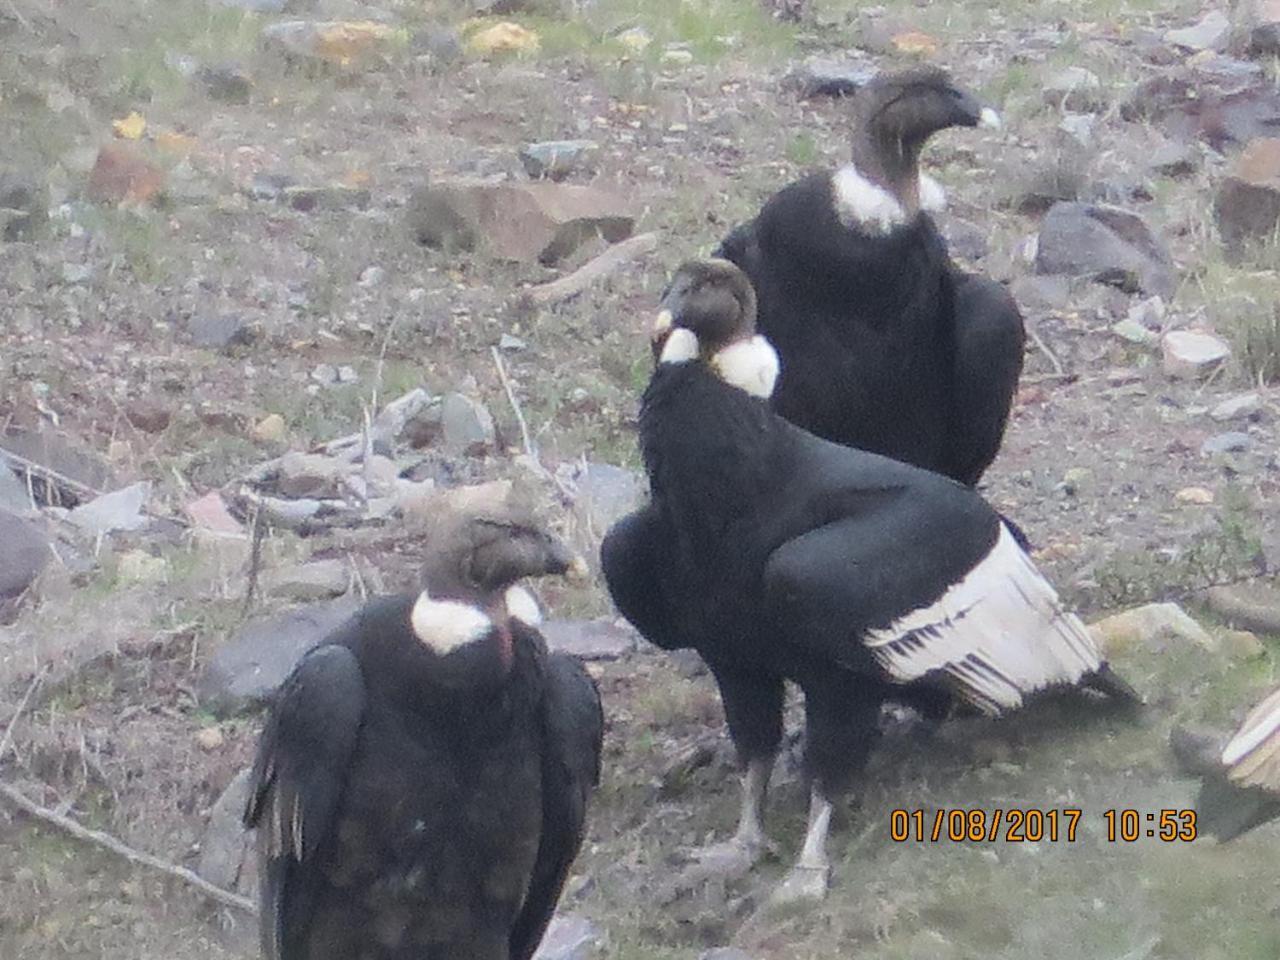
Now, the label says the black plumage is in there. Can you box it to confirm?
[243,512,603,960]
[603,259,1137,901]
[714,67,1025,488]
[1171,687,1280,841]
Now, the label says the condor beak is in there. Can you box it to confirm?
[651,308,674,359]
[565,553,591,583]
[978,107,1002,130]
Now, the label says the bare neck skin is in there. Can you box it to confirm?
[849,125,924,216]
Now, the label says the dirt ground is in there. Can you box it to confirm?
[1,0,1279,957]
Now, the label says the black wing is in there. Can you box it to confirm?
[243,644,366,960]
[509,651,604,960]
[760,429,1109,714]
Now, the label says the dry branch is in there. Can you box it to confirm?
[520,232,660,308]
[0,781,258,915]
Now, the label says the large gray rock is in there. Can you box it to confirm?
[440,393,496,455]
[407,180,635,264]
[1165,9,1231,51]
[265,559,351,601]
[569,462,646,543]
[781,56,877,98]
[0,509,52,598]
[197,768,256,895]
[0,464,33,513]
[1034,201,1175,297]
[519,141,600,181]
[541,619,636,661]
[1214,137,1280,249]
[0,426,117,496]
[67,481,151,535]
[200,597,361,716]
[532,914,601,960]
[186,314,256,350]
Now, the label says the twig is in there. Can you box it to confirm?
[0,667,46,762]
[519,232,660,308]
[0,780,257,914]
[491,346,536,463]
[241,502,266,620]
[1026,325,1066,377]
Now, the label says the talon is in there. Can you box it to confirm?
[770,863,830,905]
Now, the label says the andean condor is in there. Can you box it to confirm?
[714,67,1024,489]
[1171,687,1280,841]
[602,258,1138,902]
[242,509,604,960]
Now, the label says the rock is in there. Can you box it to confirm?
[567,462,645,544]
[1147,140,1198,177]
[197,63,252,104]
[283,184,371,212]
[263,20,402,69]
[67,481,151,536]
[660,47,694,66]
[1111,318,1159,346]
[257,496,325,528]
[1220,628,1265,659]
[890,30,940,56]
[1210,392,1263,422]
[1175,485,1214,504]
[195,727,225,751]
[1009,274,1071,313]
[0,510,52,598]
[252,413,287,443]
[701,950,752,960]
[407,180,635,264]
[125,400,171,434]
[1165,10,1231,51]
[185,492,244,536]
[519,140,599,181]
[278,452,348,498]
[213,0,285,10]
[311,363,339,386]
[466,21,540,57]
[1202,583,1280,635]
[0,464,33,513]
[87,144,165,206]
[196,768,256,896]
[614,26,652,54]
[186,314,256,350]
[1089,602,1216,654]
[369,388,436,447]
[1057,112,1096,147]
[1043,66,1105,111]
[337,365,359,384]
[0,426,117,496]
[1161,330,1231,378]
[936,216,988,263]
[530,913,601,960]
[1200,431,1252,455]
[1214,138,1280,248]
[358,265,384,287]
[439,393,495,455]
[541,619,636,661]
[0,172,48,241]
[200,597,362,715]
[498,333,528,352]
[1246,0,1280,57]
[266,559,350,602]
[782,56,877,98]
[1034,202,1175,297]
[247,173,295,201]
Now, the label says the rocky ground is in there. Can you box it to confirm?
[2,0,1280,957]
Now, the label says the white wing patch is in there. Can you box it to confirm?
[410,591,493,654]
[862,524,1103,715]
[832,164,906,235]
[712,336,780,399]
[504,585,543,626]
[919,173,947,213]
[1222,686,1280,791]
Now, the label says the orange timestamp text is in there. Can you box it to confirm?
[889,807,1199,843]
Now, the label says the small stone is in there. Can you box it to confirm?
[195,727,225,751]
[1161,330,1231,378]
[283,184,371,212]
[1057,466,1093,496]
[185,492,244,536]
[439,393,495,455]
[0,509,52,598]
[125,400,171,434]
[61,263,93,284]
[196,768,257,899]
[660,47,694,65]
[0,172,49,241]
[1043,67,1104,111]
[781,56,877,98]
[1111,318,1159,346]
[1034,202,1175,298]
[407,180,635,264]
[615,26,652,54]
[311,363,339,386]
[518,140,599,181]
[1057,113,1095,147]
[1128,295,1166,330]
[1220,629,1265,659]
[87,144,166,206]
[1214,137,1280,249]
[1165,9,1231,52]
[1175,486,1214,505]
[530,913,600,960]
[197,64,252,104]
[541,619,636,661]
[336,365,359,384]
[1247,0,1280,57]
[1202,583,1280,635]
[1148,141,1198,177]
[1210,392,1262,422]
[263,20,401,69]
[358,265,384,287]
[1089,602,1216,654]
[67,481,151,536]
[889,30,940,56]
[278,452,348,498]
[252,413,287,443]
[1010,274,1071,312]
[248,173,294,201]
[466,21,540,57]
[1200,431,1252,456]
[498,333,527,352]
[266,559,349,602]
[187,314,255,350]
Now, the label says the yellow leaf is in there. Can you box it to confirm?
[890,31,940,56]
[314,20,397,66]
[112,111,147,140]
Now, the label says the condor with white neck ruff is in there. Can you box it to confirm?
[715,67,1024,490]
[605,259,1138,903]
[243,510,601,960]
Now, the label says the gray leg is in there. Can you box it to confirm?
[676,756,775,881]
[770,786,833,904]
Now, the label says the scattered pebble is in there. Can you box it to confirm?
[1210,392,1262,422]
[1200,431,1252,455]
[252,413,287,443]
[1161,330,1231,379]
[195,727,225,751]
[1175,486,1214,505]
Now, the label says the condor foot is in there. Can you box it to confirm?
[769,863,830,906]
[672,834,771,889]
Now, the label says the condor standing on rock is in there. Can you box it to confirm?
[715,68,1024,488]
[242,511,603,960]
[603,259,1137,903]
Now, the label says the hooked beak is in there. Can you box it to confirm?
[565,553,591,583]
[650,307,674,359]
[978,106,1001,130]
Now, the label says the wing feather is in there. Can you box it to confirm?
[1223,687,1280,791]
